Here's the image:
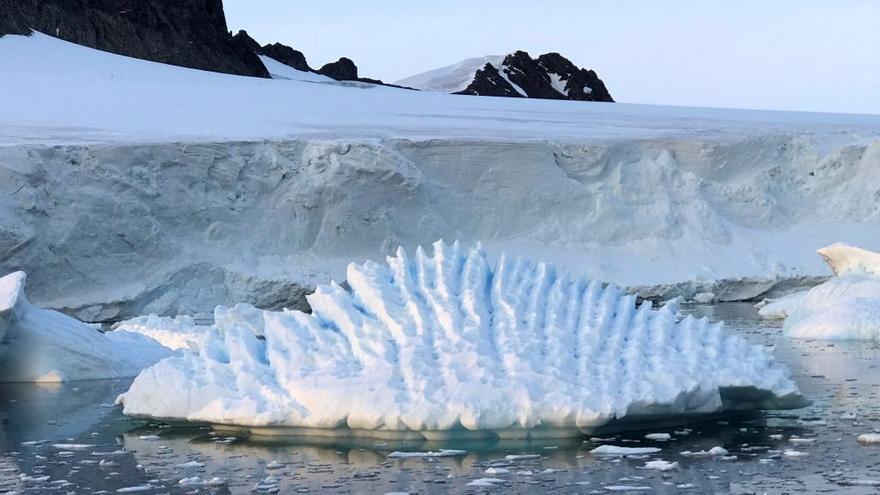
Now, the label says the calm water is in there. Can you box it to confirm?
[1,303,879,494]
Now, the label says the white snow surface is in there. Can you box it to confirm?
[0,272,171,382]
[4,33,880,320]
[2,33,879,145]
[769,244,880,340]
[394,55,504,93]
[117,242,803,438]
[258,56,334,83]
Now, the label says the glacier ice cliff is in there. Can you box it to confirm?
[116,242,805,438]
[762,244,880,340]
[2,136,880,323]
[0,271,171,382]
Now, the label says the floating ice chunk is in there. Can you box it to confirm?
[782,449,809,457]
[505,454,541,461]
[467,478,506,487]
[0,272,171,382]
[857,433,880,444]
[117,242,805,436]
[116,486,155,493]
[484,467,509,475]
[590,446,662,456]
[51,444,95,450]
[679,446,728,457]
[841,479,880,486]
[642,460,678,471]
[772,245,880,340]
[604,486,652,492]
[388,450,467,458]
[644,433,671,441]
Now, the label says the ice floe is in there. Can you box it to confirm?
[764,244,880,340]
[857,433,880,444]
[117,242,805,438]
[0,271,171,382]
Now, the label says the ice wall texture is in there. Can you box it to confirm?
[0,272,171,382]
[1,137,880,322]
[117,242,804,437]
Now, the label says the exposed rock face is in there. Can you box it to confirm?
[232,31,409,88]
[261,42,312,72]
[458,50,613,102]
[462,63,525,98]
[231,29,262,54]
[0,0,269,78]
[317,57,359,81]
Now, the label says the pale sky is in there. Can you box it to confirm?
[224,0,879,114]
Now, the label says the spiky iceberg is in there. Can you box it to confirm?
[0,271,171,382]
[762,244,880,340]
[117,242,804,438]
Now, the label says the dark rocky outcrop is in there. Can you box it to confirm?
[233,30,312,72]
[457,50,613,102]
[0,0,269,78]
[317,57,359,81]
[461,64,525,98]
[261,42,312,73]
[238,34,414,89]
[231,29,262,54]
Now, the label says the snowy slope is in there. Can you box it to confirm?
[394,55,503,93]
[1,33,879,145]
[2,33,880,320]
[258,55,334,83]
[117,242,804,437]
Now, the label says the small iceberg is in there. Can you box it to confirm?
[763,244,880,340]
[117,241,805,439]
[0,271,171,382]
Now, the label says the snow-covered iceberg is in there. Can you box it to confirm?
[765,244,880,340]
[117,242,805,439]
[0,271,171,382]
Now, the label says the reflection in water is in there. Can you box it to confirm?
[0,303,878,493]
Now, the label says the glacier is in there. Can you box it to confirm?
[762,244,880,340]
[116,242,805,439]
[0,271,171,382]
[2,33,880,321]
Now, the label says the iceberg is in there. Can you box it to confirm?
[0,271,171,382]
[117,242,804,438]
[768,244,880,340]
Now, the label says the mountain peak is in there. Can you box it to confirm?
[459,50,613,102]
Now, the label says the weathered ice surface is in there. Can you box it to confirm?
[0,272,171,382]
[116,242,804,438]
